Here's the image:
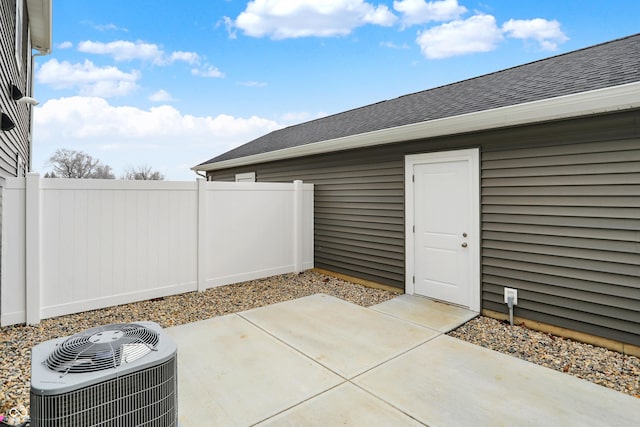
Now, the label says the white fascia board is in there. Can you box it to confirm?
[193,81,640,172]
[26,0,52,53]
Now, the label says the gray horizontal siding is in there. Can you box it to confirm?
[482,214,637,231]
[264,157,405,287]
[482,138,640,346]
[0,0,30,180]
[207,110,640,346]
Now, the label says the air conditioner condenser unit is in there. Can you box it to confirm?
[30,321,178,427]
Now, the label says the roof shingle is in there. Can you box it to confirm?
[200,34,640,166]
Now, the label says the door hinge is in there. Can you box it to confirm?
[412,225,415,233]
[412,174,415,182]
[412,276,415,284]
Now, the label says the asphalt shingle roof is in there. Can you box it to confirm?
[200,34,640,166]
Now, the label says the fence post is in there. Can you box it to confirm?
[197,178,207,291]
[293,180,303,273]
[25,173,41,325]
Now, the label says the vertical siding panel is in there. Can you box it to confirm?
[40,185,59,309]
[76,188,91,301]
[58,190,75,306]
[157,190,170,288]
[112,189,126,295]
[147,189,160,291]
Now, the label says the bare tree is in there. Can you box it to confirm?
[92,164,116,179]
[48,149,115,179]
[122,165,165,181]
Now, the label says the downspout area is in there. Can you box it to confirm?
[507,296,514,326]
[27,48,50,173]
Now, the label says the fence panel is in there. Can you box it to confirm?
[38,179,199,321]
[1,179,27,325]
[203,182,314,287]
[1,176,313,325]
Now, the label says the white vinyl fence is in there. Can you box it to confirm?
[1,174,313,326]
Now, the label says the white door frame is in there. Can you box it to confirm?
[405,148,480,312]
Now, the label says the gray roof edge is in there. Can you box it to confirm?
[193,81,640,173]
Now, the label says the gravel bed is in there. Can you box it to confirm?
[1,271,638,422]
[448,316,640,398]
[0,271,397,420]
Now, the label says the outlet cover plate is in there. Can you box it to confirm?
[504,287,518,305]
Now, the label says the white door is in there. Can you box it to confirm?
[405,149,480,311]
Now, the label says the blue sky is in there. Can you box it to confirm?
[32,0,640,180]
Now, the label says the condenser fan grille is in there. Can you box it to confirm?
[44,323,159,374]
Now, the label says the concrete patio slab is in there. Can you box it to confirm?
[240,293,439,378]
[371,294,478,332]
[166,294,640,426]
[166,314,343,427]
[354,334,640,427]
[256,383,424,426]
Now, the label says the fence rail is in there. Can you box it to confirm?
[1,175,313,325]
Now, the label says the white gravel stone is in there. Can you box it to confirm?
[447,315,640,398]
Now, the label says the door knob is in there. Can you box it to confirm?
[461,242,468,248]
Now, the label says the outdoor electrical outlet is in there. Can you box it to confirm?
[504,287,518,305]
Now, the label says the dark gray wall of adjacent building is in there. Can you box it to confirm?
[1,0,33,323]
[1,0,31,180]
[207,110,640,346]
[481,127,639,346]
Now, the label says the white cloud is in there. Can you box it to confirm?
[78,40,162,62]
[94,23,128,32]
[33,97,284,180]
[191,65,225,78]
[503,18,568,50]
[380,41,410,49]
[35,97,280,141]
[77,40,201,65]
[417,14,503,58]
[219,16,237,39]
[81,20,128,32]
[233,0,397,39]
[149,89,175,102]
[57,41,73,49]
[364,3,398,26]
[393,0,467,27]
[239,81,268,87]
[170,51,201,65]
[36,59,140,97]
